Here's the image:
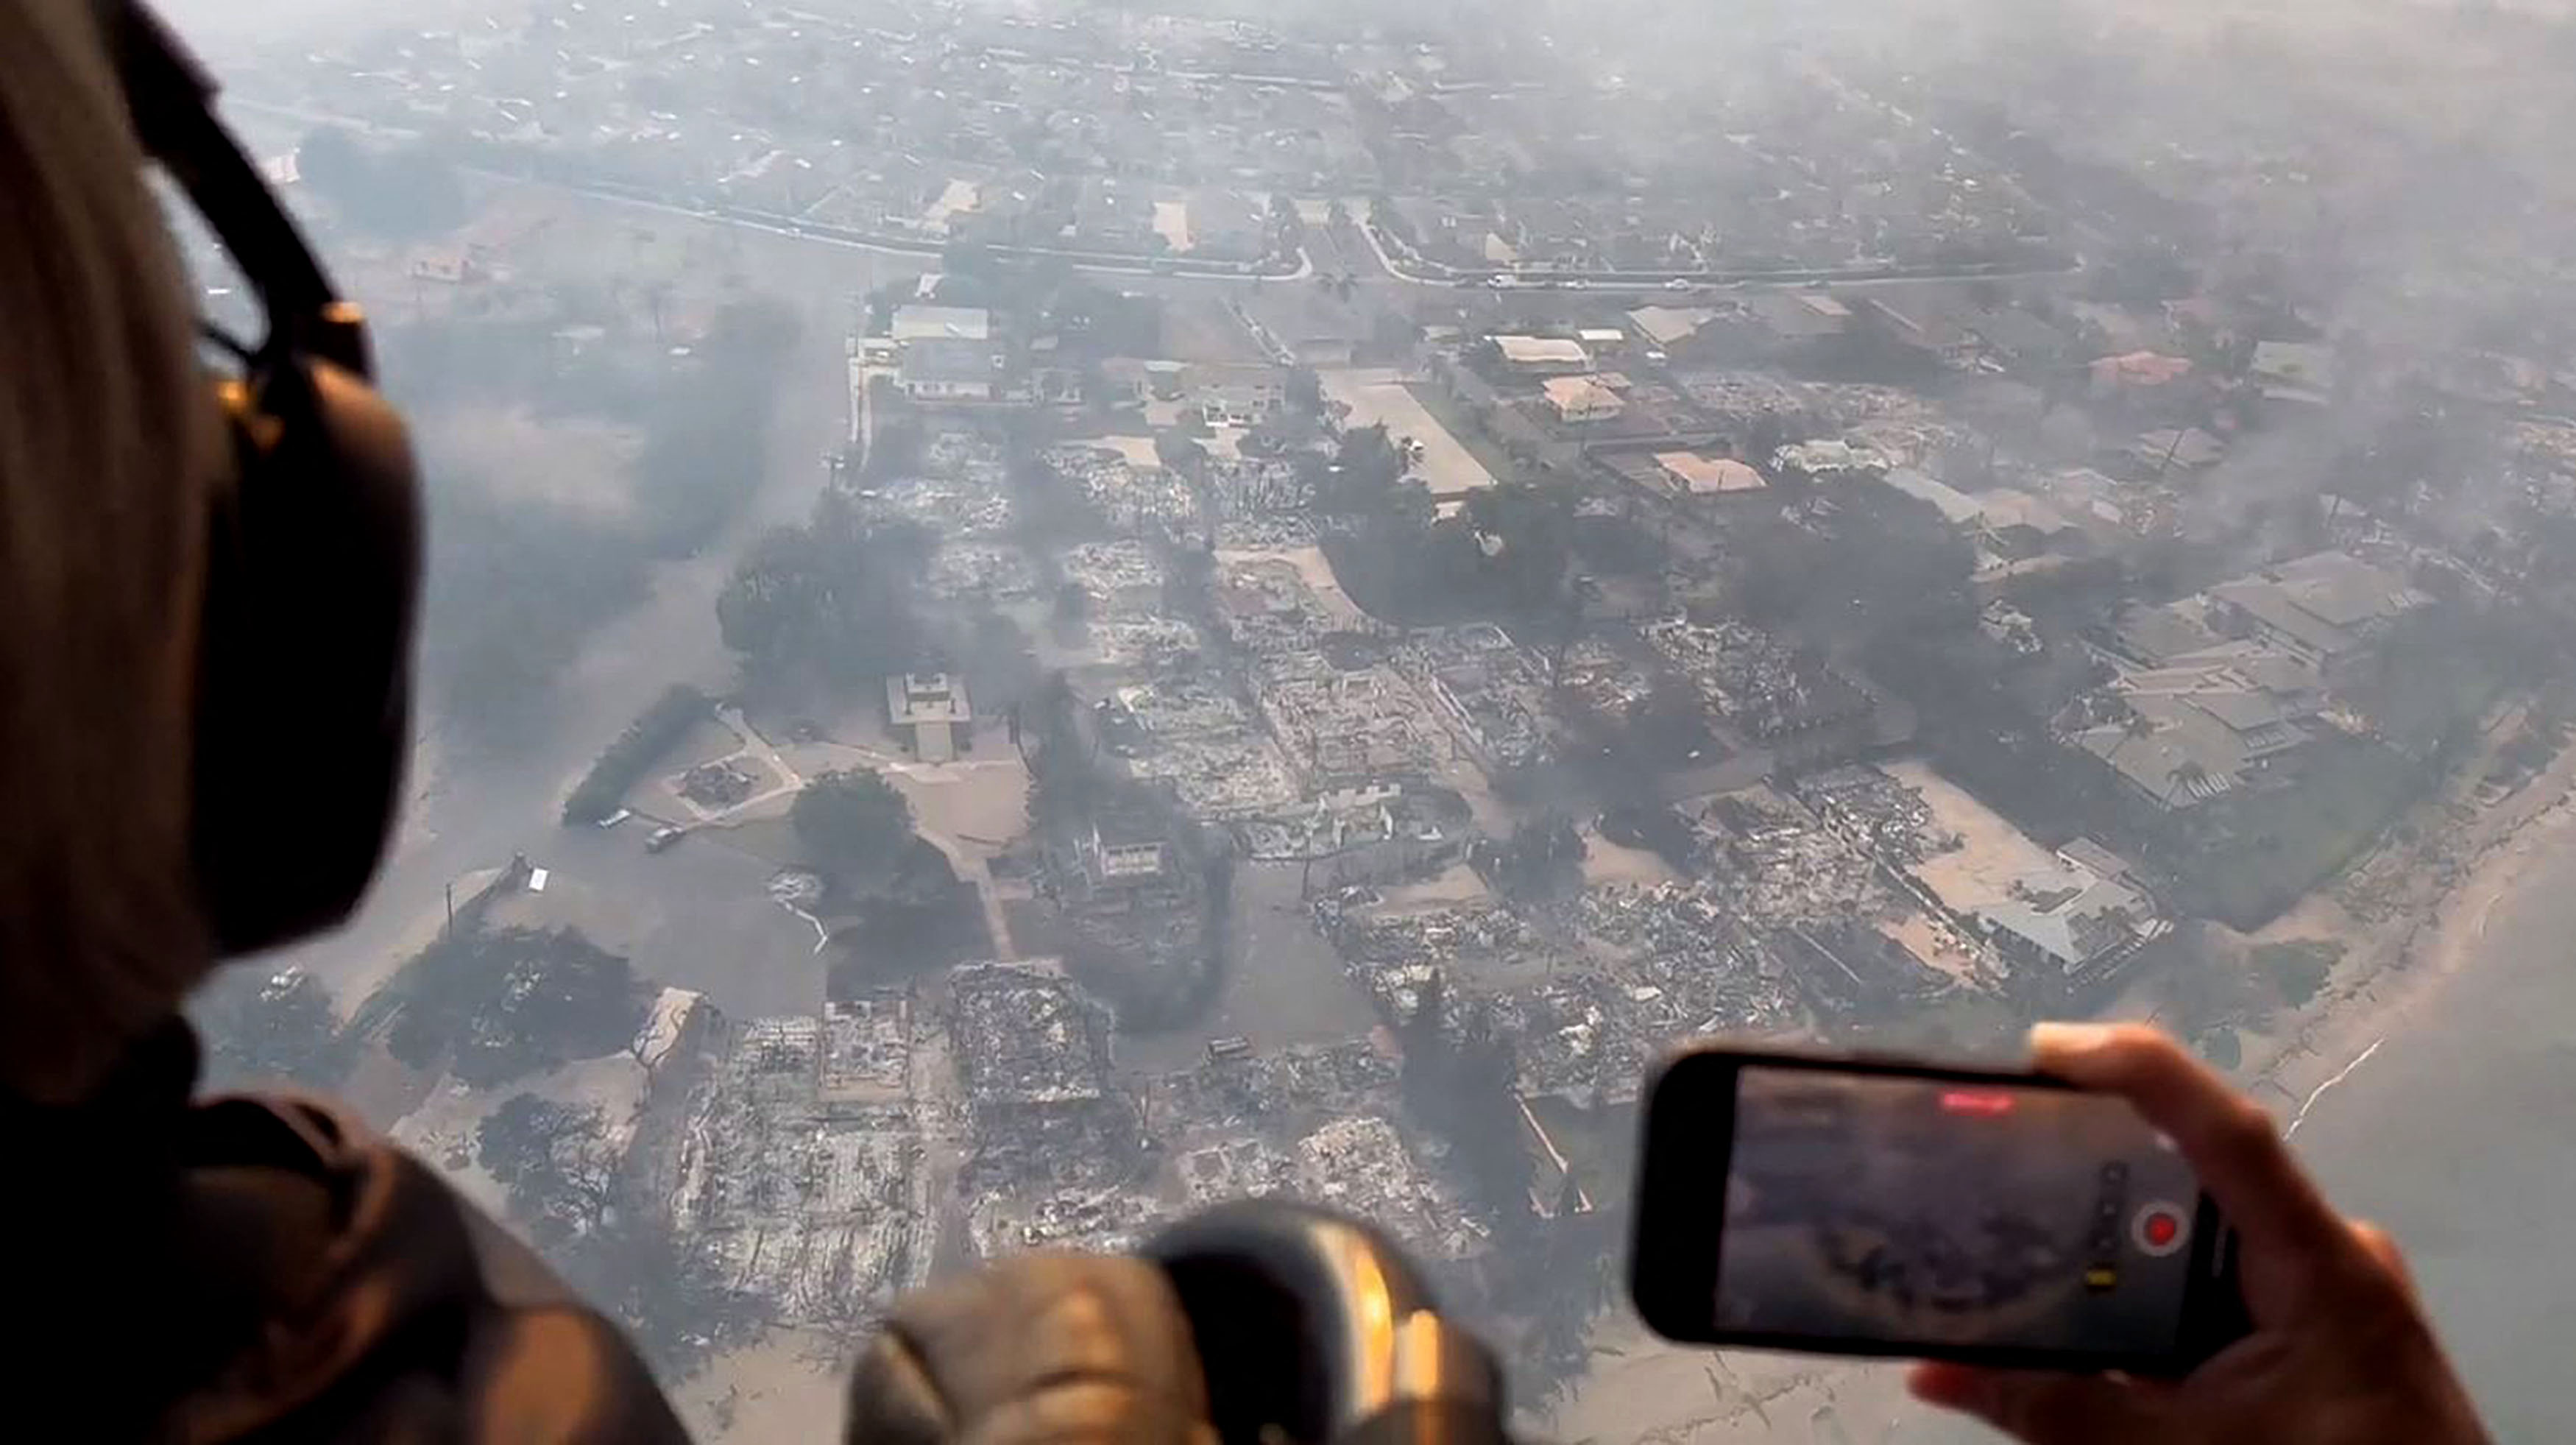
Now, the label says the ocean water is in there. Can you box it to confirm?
[2288,859,2576,1443]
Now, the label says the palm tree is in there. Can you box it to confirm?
[2108,710,2154,764]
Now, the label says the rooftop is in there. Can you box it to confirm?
[902,336,1008,385]
[1541,375,1623,412]
[1626,305,1714,346]
[1653,451,1768,495]
[892,303,992,342]
[1883,466,1981,525]
[1492,334,1593,368]
[888,671,972,724]
[2209,551,2421,658]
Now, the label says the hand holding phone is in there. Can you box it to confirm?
[1628,1024,2487,1444]
[1630,1039,2243,1374]
[1907,1023,2488,1445]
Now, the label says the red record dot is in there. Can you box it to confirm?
[2133,1202,2189,1257]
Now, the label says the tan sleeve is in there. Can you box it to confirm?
[846,1254,1217,1445]
[456,1308,691,1445]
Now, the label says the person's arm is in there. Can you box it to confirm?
[846,1253,1216,1445]
[1908,1022,2488,1444]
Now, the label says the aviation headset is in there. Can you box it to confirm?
[102,2,424,956]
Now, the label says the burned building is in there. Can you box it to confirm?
[667,1004,930,1330]
[946,961,1142,1192]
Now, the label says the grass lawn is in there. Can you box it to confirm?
[2173,734,2430,930]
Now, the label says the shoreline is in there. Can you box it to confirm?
[2234,735,2576,1114]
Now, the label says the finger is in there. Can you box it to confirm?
[2351,1220,2419,1298]
[2029,1022,2345,1260]
[1908,1363,2163,1445]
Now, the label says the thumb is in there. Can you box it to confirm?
[1908,1364,2166,1445]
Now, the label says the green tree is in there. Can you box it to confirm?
[2252,939,2341,1008]
[386,926,648,1087]
[192,966,353,1089]
[717,500,933,694]
[562,685,712,824]
[792,769,918,894]
[1287,364,1324,414]
[477,1092,612,1243]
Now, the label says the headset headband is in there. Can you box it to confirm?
[103,0,374,378]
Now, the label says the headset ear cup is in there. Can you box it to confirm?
[192,357,422,956]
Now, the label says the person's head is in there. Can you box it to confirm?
[0,0,228,1103]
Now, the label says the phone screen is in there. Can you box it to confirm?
[1716,1064,2205,1356]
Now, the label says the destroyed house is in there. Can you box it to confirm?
[947,962,1137,1193]
[949,963,1113,1109]
[1085,816,1171,886]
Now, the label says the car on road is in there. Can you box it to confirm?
[596,808,634,829]
[645,825,688,854]
[1664,277,1694,292]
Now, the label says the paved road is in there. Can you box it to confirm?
[227,96,2066,300]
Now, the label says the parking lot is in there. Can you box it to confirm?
[1317,368,1499,498]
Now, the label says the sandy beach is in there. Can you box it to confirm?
[2235,731,2576,1116]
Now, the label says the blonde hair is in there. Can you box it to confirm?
[0,0,225,1101]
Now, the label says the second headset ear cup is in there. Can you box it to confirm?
[190,354,422,957]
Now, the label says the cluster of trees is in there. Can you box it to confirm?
[1020,679,1236,1030]
[791,770,992,985]
[386,925,651,1088]
[553,1212,765,1382]
[562,685,713,824]
[718,493,936,700]
[790,769,919,897]
[1397,969,1626,1401]
[1471,814,1588,901]
[191,966,355,1092]
[474,1098,762,1379]
[1061,845,1236,1033]
[1312,425,1576,629]
[1596,802,1699,873]
[1735,484,1977,652]
[477,1092,616,1245]
[2251,939,2343,1008]
[1396,973,1528,1219]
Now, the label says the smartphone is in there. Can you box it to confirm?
[1630,1045,2250,1375]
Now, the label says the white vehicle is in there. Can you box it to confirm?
[1663,277,1694,292]
[596,807,634,828]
